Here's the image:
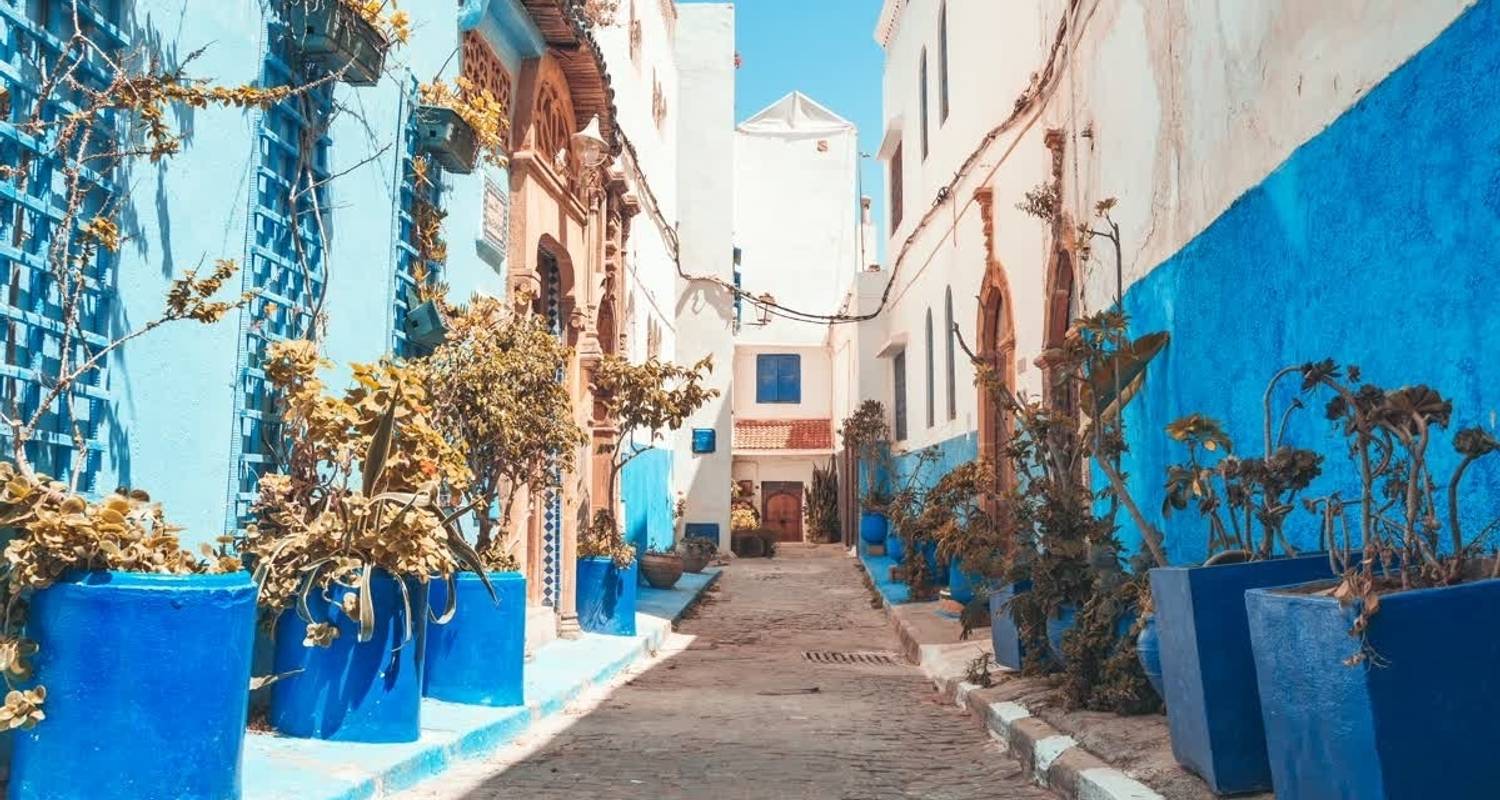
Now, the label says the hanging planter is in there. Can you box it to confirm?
[576,557,638,636]
[404,299,447,349]
[285,0,391,87]
[1148,553,1339,794]
[414,105,479,175]
[424,572,526,707]
[9,571,258,800]
[269,570,429,742]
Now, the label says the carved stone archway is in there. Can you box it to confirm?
[974,187,1017,491]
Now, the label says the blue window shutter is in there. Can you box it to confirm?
[756,355,778,403]
[777,355,801,403]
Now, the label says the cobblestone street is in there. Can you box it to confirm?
[397,545,1052,799]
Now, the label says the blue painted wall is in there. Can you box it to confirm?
[891,432,979,493]
[1114,0,1500,566]
[622,446,675,554]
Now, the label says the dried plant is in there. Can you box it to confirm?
[419,77,511,167]
[426,295,584,570]
[587,356,719,563]
[839,400,892,507]
[804,460,840,543]
[332,0,412,45]
[239,341,490,648]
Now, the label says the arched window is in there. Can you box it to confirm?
[944,287,956,420]
[925,308,935,428]
[938,2,950,123]
[918,48,929,159]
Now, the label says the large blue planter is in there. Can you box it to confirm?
[1149,554,1338,794]
[988,581,1030,670]
[1135,615,1163,699]
[270,570,428,743]
[10,571,257,800]
[576,557,638,636]
[886,530,905,563]
[859,510,888,545]
[946,558,985,606]
[918,539,947,584]
[1046,603,1135,668]
[1247,577,1500,800]
[424,572,526,707]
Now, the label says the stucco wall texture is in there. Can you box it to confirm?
[1114,0,1500,565]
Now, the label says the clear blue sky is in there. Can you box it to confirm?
[682,0,887,258]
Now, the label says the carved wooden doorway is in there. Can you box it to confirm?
[762,481,804,542]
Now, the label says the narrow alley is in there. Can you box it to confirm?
[397,547,1053,800]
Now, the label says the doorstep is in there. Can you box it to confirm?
[244,569,722,800]
[852,554,1255,800]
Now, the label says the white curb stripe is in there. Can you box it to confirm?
[1076,767,1166,800]
[1032,734,1078,780]
[988,701,1031,728]
[954,681,978,709]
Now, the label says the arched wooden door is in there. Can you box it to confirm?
[762,481,804,542]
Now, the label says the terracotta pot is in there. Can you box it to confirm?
[682,550,711,574]
[641,552,685,589]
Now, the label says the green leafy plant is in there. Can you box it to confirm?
[239,340,490,649]
[840,400,891,510]
[426,295,584,571]
[587,355,719,565]
[804,460,840,543]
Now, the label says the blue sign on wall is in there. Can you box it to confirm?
[684,523,720,542]
[691,428,716,454]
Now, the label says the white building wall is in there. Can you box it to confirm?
[673,3,737,548]
[864,0,1475,458]
[732,94,860,347]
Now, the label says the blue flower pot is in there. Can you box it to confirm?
[10,571,257,800]
[886,531,906,563]
[424,572,526,707]
[1247,577,1500,799]
[1046,602,1135,669]
[1149,554,1339,794]
[576,557,638,636]
[988,581,1030,670]
[859,511,888,545]
[1136,615,1164,699]
[270,570,428,743]
[917,539,947,584]
[947,558,985,606]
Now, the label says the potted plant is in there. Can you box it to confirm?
[243,342,490,743]
[841,401,892,548]
[586,355,719,635]
[640,547,685,590]
[285,0,411,86]
[0,50,298,798]
[422,295,581,707]
[679,535,716,574]
[415,78,509,175]
[1245,362,1500,799]
[1148,382,1339,794]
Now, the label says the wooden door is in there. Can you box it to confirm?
[762,481,804,542]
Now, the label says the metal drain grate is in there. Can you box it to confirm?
[802,650,901,666]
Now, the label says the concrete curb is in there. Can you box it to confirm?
[245,569,723,800]
[852,552,1163,800]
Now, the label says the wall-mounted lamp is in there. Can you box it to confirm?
[573,116,608,169]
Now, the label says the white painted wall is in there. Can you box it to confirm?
[732,344,832,422]
[732,93,860,347]
[672,3,737,548]
[863,0,1475,455]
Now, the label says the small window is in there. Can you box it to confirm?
[925,309,935,428]
[889,141,904,231]
[939,3,950,123]
[918,49,929,160]
[892,351,908,441]
[944,287,956,420]
[756,354,802,404]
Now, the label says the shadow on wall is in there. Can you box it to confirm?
[1113,0,1500,566]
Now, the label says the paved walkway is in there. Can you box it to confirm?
[396,544,1052,800]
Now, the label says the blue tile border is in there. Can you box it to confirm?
[244,568,722,800]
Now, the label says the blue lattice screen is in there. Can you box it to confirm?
[225,8,332,528]
[391,83,444,358]
[0,0,123,492]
